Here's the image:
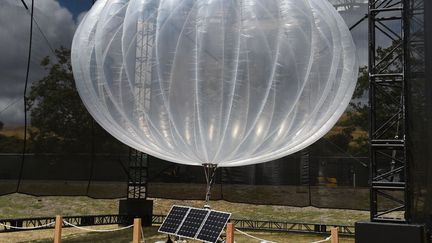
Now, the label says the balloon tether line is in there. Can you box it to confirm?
[203,163,218,209]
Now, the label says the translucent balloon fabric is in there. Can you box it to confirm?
[72,0,358,167]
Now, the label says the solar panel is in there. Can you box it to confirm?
[158,205,189,234]
[158,205,231,243]
[196,210,231,243]
[176,208,210,239]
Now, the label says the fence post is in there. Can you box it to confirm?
[331,227,339,243]
[53,215,62,243]
[133,218,142,243]
[226,223,234,243]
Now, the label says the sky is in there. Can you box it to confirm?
[0,0,369,127]
[57,0,93,18]
[0,0,91,126]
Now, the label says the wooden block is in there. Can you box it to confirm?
[226,223,234,243]
[133,218,142,243]
[331,227,339,243]
[53,215,62,243]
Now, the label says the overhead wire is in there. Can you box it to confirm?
[322,137,368,167]
[18,0,98,196]
[0,97,21,116]
[18,0,58,60]
[16,0,34,191]
[14,0,78,191]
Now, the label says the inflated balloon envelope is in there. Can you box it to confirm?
[71,0,358,168]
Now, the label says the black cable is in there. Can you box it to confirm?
[20,0,28,10]
[19,0,57,61]
[17,0,34,191]
[85,0,97,198]
[0,97,21,116]
[86,119,96,195]
[29,15,57,58]
[349,14,368,31]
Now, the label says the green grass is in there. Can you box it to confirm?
[0,193,372,224]
[154,199,370,225]
[2,226,355,243]
[0,193,374,242]
[0,194,118,219]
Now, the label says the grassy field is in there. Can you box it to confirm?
[0,193,365,242]
[0,226,355,243]
[0,127,29,140]
[0,193,371,225]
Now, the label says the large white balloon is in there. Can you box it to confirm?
[71,0,358,167]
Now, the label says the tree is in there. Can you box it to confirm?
[27,47,125,154]
[0,120,3,130]
[318,40,404,156]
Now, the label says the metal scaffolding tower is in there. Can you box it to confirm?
[127,0,158,200]
[368,0,410,223]
[330,0,368,12]
[127,149,148,199]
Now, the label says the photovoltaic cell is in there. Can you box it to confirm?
[177,208,210,239]
[196,210,231,243]
[158,205,231,243]
[158,205,189,234]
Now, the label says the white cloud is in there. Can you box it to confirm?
[77,11,88,25]
[0,0,78,126]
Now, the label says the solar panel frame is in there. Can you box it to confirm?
[176,208,210,240]
[158,205,190,235]
[158,205,231,243]
[196,209,231,243]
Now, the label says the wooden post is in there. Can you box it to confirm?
[331,227,339,243]
[133,218,142,243]
[53,215,62,243]
[226,223,234,243]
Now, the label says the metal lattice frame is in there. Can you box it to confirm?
[135,1,157,129]
[0,215,131,232]
[368,0,410,222]
[127,149,148,199]
[0,215,355,236]
[330,0,368,12]
[127,1,158,200]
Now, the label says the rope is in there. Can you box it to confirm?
[311,236,332,243]
[0,221,55,230]
[62,220,133,232]
[141,225,145,243]
[235,228,277,243]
